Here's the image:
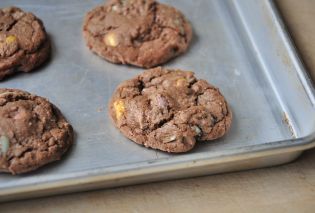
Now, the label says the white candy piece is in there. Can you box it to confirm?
[163,135,177,143]
[0,135,10,154]
[192,126,202,136]
[112,5,119,12]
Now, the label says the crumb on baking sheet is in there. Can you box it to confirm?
[97,107,104,112]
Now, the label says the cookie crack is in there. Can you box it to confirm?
[153,113,174,131]
[153,4,187,40]
[4,19,17,32]
[29,21,37,50]
[158,23,186,38]
[138,79,145,93]
[0,95,31,107]
[24,37,48,56]
[93,26,119,37]
[206,106,230,137]
[7,146,33,168]
[128,4,158,62]
[195,87,223,106]
[132,3,186,53]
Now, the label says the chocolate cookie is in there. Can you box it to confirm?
[109,67,232,153]
[0,7,50,80]
[83,0,192,68]
[0,89,73,175]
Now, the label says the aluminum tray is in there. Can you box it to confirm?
[1,0,315,202]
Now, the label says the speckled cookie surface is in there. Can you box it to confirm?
[0,7,50,80]
[83,0,192,68]
[109,67,232,153]
[0,89,73,175]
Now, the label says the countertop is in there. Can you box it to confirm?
[1,0,315,212]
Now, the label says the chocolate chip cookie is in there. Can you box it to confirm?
[109,67,232,153]
[83,0,192,68]
[0,7,50,80]
[0,89,73,175]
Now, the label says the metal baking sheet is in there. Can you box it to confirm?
[1,0,315,202]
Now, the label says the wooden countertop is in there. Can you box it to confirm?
[2,0,315,212]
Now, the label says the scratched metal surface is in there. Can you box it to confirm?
[0,0,315,201]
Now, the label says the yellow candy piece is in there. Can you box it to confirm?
[5,35,16,44]
[113,100,125,120]
[176,78,187,87]
[104,32,119,47]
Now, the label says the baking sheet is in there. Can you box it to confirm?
[1,0,315,201]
